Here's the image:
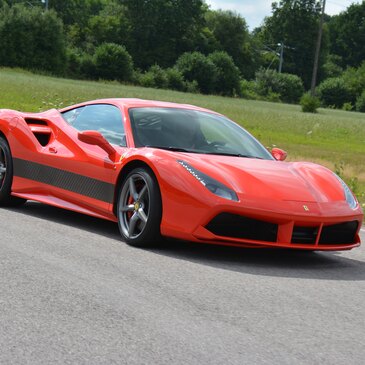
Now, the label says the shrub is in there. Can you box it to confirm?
[166,68,186,91]
[175,52,217,94]
[300,93,320,113]
[355,91,365,113]
[254,69,304,103]
[240,79,262,100]
[342,102,353,111]
[79,53,97,79]
[94,43,133,82]
[207,51,241,96]
[139,65,168,89]
[317,77,354,108]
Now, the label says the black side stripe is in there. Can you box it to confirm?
[13,158,114,204]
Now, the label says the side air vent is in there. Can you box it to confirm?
[24,118,48,126]
[24,118,52,146]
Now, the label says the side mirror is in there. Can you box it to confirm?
[271,147,287,161]
[78,130,118,160]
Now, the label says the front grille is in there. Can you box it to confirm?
[205,213,278,242]
[292,226,318,244]
[319,221,358,245]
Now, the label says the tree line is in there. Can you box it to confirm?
[0,0,364,112]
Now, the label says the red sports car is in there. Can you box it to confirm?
[0,98,363,250]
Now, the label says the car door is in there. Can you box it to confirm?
[42,103,128,218]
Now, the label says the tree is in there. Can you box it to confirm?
[258,0,327,88]
[48,0,104,26]
[328,2,365,68]
[86,2,129,46]
[206,10,256,79]
[0,4,66,73]
[121,0,206,69]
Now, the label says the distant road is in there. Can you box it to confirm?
[1,202,364,365]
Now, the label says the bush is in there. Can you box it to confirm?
[138,65,168,89]
[166,68,186,91]
[240,79,262,100]
[207,51,241,96]
[342,62,365,99]
[300,93,320,113]
[175,52,217,94]
[79,53,97,79]
[355,91,365,112]
[94,43,133,82]
[254,69,304,103]
[317,77,354,108]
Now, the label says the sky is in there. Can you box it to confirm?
[205,1,363,30]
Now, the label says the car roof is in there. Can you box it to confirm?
[59,98,218,115]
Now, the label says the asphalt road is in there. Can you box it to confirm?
[0,202,364,365]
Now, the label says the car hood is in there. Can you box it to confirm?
[171,153,346,203]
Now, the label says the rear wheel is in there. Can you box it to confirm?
[0,137,26,207]
[117,167,162,247]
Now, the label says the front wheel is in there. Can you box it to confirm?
[0,137,26,207]
[117,167,162,247]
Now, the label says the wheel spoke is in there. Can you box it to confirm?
[128,212,139,237]
[138,184,148,201]
[120,204,135,212]
[138,208,148,223]
[0,166,6,174]
[129,177,138,201]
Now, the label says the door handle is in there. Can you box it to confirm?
[49,146,57,154]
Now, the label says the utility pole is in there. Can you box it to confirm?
[42,0,49,10]
[278,42,284,73]
[311,0,326,96]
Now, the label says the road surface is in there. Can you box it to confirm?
[1,202,364,364]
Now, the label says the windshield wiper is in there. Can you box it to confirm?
[203,151,264,159]
[144,145,199,153]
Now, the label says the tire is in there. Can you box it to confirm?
[117,167,162,247]
[0,137,27,207]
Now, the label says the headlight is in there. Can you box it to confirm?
[334,174,358,209]
[177,160,238,201]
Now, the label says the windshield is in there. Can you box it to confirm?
[129,107,273,160]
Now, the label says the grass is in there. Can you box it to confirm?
[1,67,364,208]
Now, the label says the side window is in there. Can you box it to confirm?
[61,104,126,146]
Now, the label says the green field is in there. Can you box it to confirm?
[1,67,364,208]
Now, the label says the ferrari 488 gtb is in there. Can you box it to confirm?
[0,99,363,250]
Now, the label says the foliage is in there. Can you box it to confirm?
[207,51,241,96]
[255,69,304,103]
[322,54,343,79]
[258,0,326,88]
[342,62,365,99]
[205,10,256,79]
[175,52,217,94]
[355,91,365,113]
[300,93,320,113]
[328,2,365,68]
[317,77,354,109]
[94,43,133,82]
[165,68,186,92]
[0,4,66,73]
[240,80,262,100]
[122,0,206,69]
[138,65,169,89]
[86,3,129,47]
